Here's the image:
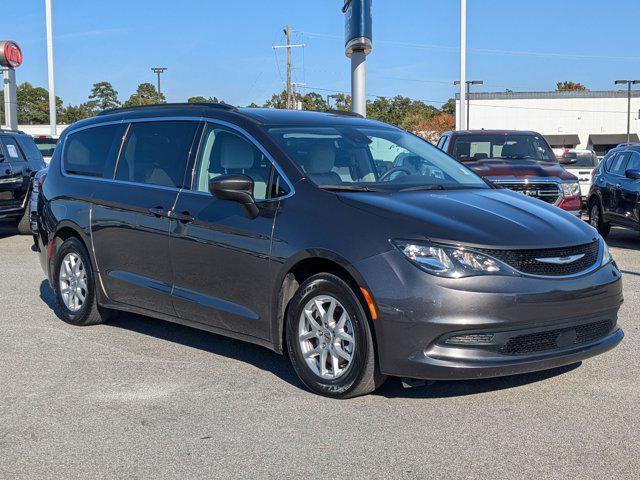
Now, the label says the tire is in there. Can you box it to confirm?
[52,237,110,326]
[589,201,610,238]
[286,273,386,398]
[15,209,31,235]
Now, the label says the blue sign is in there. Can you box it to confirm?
[343,0,372,55]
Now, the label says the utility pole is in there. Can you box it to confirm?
[615,79,640,143]
[285,26,292,109]
[45,0,56,136]
[151,67,167,98]
[272,27,305,110]
[459,0,467,130]
[454,80,483,129]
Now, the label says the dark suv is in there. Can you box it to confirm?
[0,129,46,233]
[588,143,640,237]
[437,130,582,216]
[35,104,623,398]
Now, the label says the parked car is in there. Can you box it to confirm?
[437,130,582,216]
[587,143,640,238]
[560,149,600,202]
[0,128,47,234]
[33,135,58,164]
[36,104,623,398]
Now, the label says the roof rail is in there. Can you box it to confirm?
[323,109,364,118]
[98,102,237,116]
[615,142,640,148]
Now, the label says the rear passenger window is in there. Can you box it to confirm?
[115,121,198,188]
[64,124,121,178]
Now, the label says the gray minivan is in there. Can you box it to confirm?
[35,103,623,398]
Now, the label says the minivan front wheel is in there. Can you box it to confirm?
[53,237,110,326]
[589,202,610,238]
[286,273,386,398]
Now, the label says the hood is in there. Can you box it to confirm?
[462,158,578,181]
[338,188,596,249]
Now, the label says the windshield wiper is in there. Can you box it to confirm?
[398,185,480,192]
[319,185,382,192]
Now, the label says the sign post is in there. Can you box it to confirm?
[0,41,23,131]
[343,0,372,117]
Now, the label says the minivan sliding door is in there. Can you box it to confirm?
[90,120,200,315]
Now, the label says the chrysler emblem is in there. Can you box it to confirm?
[535,254,585,265]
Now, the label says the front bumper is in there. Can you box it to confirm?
[354,250,624,380]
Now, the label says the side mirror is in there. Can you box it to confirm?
[625,169,640,180]
[209,173,259,219]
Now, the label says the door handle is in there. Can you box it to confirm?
[170,210,195,223]
[148,206,167,217]
[5,168,11,175]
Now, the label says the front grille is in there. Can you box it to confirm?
[500,320,613,355]
[496,181,561,204]
[476,241,599,276]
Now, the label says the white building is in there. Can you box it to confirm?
[456,90,640,156]
[13,124,69,138]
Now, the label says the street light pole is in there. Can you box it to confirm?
[615,79,640,143]
[454,80,483,129]
[151,67,167,99]
[459,0,467,130]
[45,0,56,136]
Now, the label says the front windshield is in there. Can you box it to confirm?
[452,134,556,162]
[564,151,598,167]
[265,125,488,191]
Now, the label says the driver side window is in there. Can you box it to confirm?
[194,125,272,200]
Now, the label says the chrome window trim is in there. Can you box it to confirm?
[59,115,295,201]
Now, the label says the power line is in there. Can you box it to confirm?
[301,31,640,62]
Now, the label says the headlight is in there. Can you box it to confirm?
[392,240,517,278]
[600,235,612,266]
[561,181,580,198]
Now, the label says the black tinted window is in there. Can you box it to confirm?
[609,152,629,175]
[627,152,640,171]
[115,121,198,188]
[64,125,121,178]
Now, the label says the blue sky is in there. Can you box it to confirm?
[2,0,640,108]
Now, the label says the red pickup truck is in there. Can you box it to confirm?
[436,130,582,216]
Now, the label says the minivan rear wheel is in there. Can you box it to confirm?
[589,202,610,238]
[53,237,111,326]
[286,273,386,398]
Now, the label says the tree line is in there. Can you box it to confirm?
[0,80,457,138]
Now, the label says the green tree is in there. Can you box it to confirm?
[442,98,456,115]
[366,95,439,130]
[16,82,63,124]
[301,92,329,111]
[88,81,120,110]
[187,95,221,103]
[60,102,98,124]
[123,83,166,107]
[556,81,588,92]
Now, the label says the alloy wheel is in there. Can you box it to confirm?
[298,295,356,380]
[59,253,88,312]
[590,204,600,229]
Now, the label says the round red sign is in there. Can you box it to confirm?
[0,41,23,68]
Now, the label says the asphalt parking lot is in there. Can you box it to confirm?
[0,222,638,480]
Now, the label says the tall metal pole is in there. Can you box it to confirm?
[151,67,167,99]
[351,50,366,116]
[615,80,640,144]
[45,0,56,136]
[459,0,467,130]
[2,68,18,130]
[285,25,292,109]
[627,82,631,143]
